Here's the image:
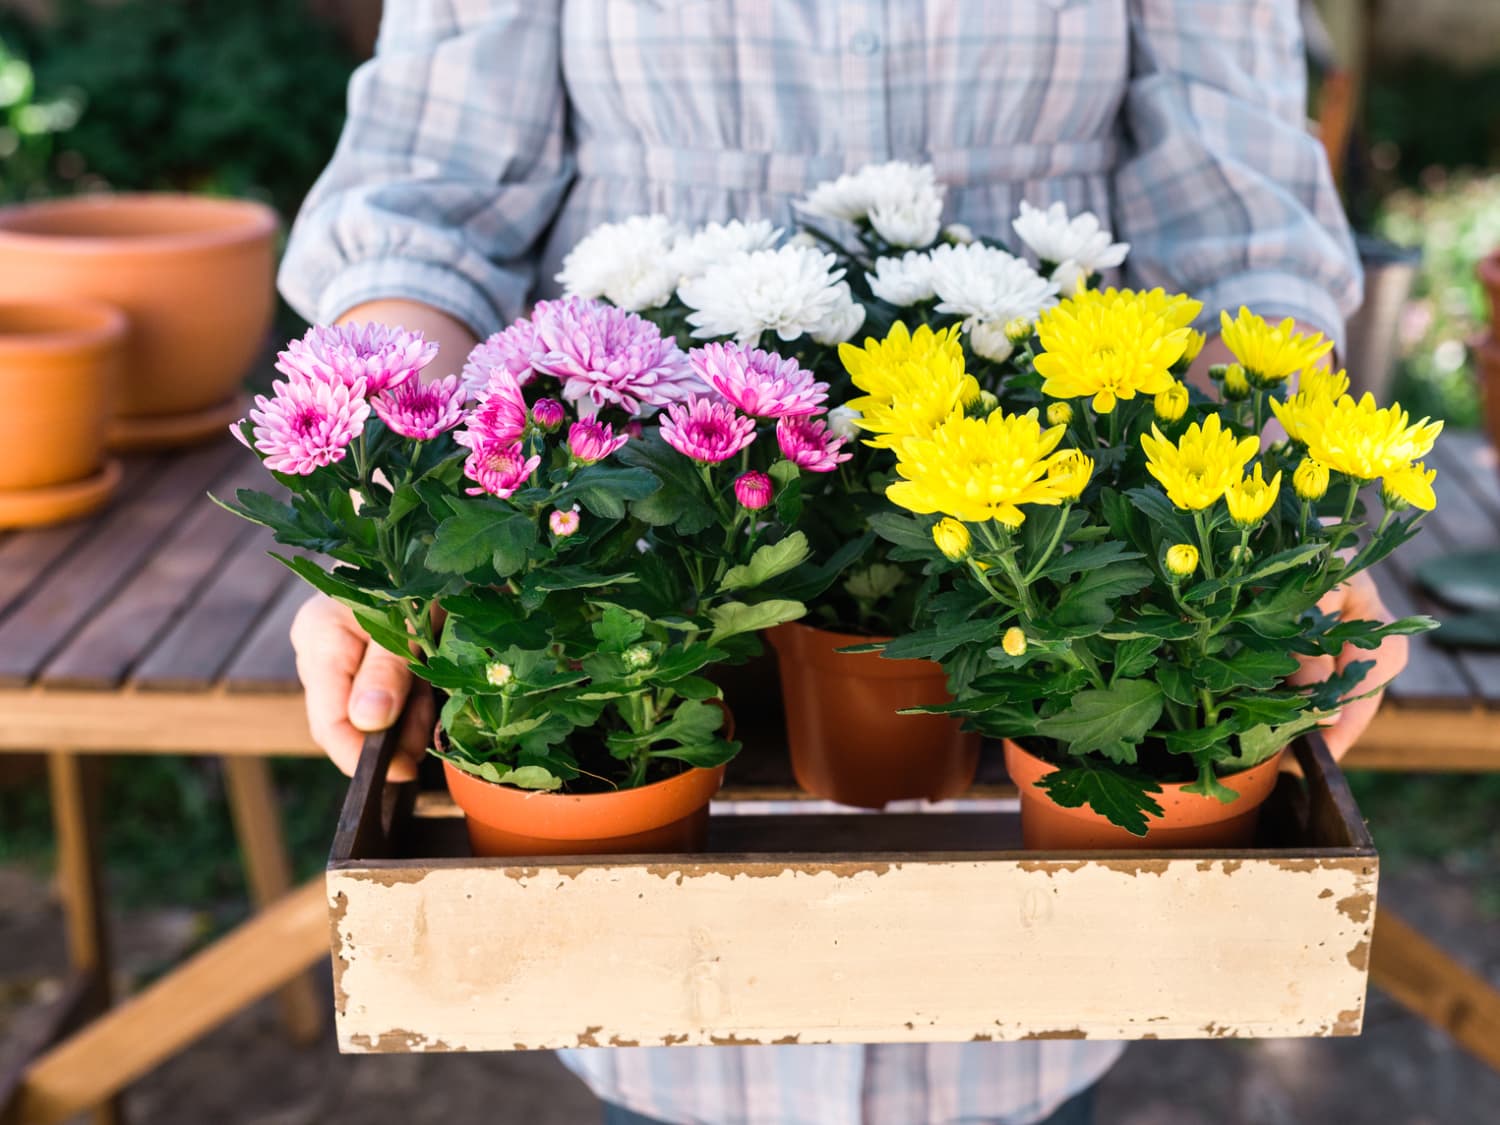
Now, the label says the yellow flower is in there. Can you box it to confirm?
[933,517,971,560]
[1032,288,1196,414]
[839,321,966,396]
[1140,412,1260,511]
[842,323,979,450]
[1219,307,1334,386]
[1046,401,1074,427]
[1301,393,1444,482]
[1002,626,1027,657]
[1076,287,1204,330]
[1225,464,1282,527]
[1222,363,1251,401]
[887,409,1068,526]
[1004,317,1034,344]
[1271,367,1351,446]
[1381,461,1437,512]
[1181,329,1207,365]
[1165,543,1199,577]
[1047,449,1094,501]
[1154,382,1189,423]
[1292,457,1330,501]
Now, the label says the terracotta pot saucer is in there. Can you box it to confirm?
[107,395,246,451]
[0,459,122,529]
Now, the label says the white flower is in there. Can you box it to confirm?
[968,321,1015,363]
[868,251,937,307]
[827,404,862,441]
[809,281,867,345]
[1050,258,1088,298]
[929,242,1059,330]
[942,222,976,245]
[1011,201,1128,275]
[678,244,853,344]
[556,214,684,311]
[669,219,783,283]
[796,161,946,249]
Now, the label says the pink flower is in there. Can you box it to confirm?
[371,375,467,440]
[690,342,828,418]
[457,369,529,453]
[275,323,437,395]
[549,506,581,537]
[775,415,851,473]
[247,377,370,475]
[660,396,757,464]
[567,419,629,464]
[462,320,542,396]
[734,471,774,510]
[531,398,565,432]
[461,438,541,498]
[530,298,697,418]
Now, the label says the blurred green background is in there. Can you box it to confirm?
[0,0,1497,915]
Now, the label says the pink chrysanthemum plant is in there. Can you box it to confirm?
[220,303,851,792]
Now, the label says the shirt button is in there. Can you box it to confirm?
[849,30,880,55]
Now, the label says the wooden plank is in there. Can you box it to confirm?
[0,974,94,1125]
[41,462,266,690]
[15,880,329,1125]
[219,578,305,692]
[131,540,294,691]
[0,441,241,687]
[1431,431,1500,522]
[0,690,317,755]
[1370,907,1500,1072]
[1345,704,1500,771]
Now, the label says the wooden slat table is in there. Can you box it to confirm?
[4,431,1500,1123]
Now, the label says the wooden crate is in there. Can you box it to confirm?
[327,727,1377,1053]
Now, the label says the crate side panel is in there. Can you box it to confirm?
[328,856,1375,1052]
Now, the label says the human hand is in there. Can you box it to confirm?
[1288,569,1408,759]
[289,594,433,781]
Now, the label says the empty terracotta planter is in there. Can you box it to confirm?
[0,298,125,527]
[0,193,277,449]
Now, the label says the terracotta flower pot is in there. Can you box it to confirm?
[1003,740,1286,851]
[1478,338,1500,466]
[444,760,727,858]
[769,621,980,808]
[1478,250,1500,331]
[0,193,278,448]
[0,298,126,528]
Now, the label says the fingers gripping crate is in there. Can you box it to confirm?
[326,730,1376,1052]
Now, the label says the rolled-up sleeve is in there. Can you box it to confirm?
[1111,0,1361,349]
[278,0,573,335]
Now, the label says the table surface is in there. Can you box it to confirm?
[1,430,1497,765]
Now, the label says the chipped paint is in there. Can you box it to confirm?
[661,1033,689,1046]
[576,1026,604,1047]
[348,1029,461,1051]
[1347,939,1371,972]
[1336,891,1373,923]
[1020,1028,1088,1039]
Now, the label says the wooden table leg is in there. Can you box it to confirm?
[45,751,125,1125]
[221,757,324,1044]
[1370,905,1500,1072]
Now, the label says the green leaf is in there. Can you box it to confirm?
[426,510,497,574]
[1038,541,1144,582]
[558,465,661,520]
[1048,562,1154,630]
[649,738,740,768]
[1182,762,1239,804]
[1033,762,1165,837]
[1237,711,1328,766]
[880,616,998,661]
[489,514,538,577]
[719,532,811,592]
[592,604,646,652]
[1199,649,1301,693]
[270,554,376,607]
[1111,636,1161,680]
[489,763,564,791]
[1035,679,1164,761]
[706,599,806,644]
[1154,661,1197,707]
[867,512,940,553]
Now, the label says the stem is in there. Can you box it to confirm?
[996,551,1038,621]
[1024,503,1072,583]
[1193,510,1218,580]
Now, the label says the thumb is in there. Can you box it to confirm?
[348,643,414,732]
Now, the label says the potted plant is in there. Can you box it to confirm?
[862,294,1440,848]
[219,300,845,856]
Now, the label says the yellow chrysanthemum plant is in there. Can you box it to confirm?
[859,301,1441,836]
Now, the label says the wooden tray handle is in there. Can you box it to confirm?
[329,714,413,864]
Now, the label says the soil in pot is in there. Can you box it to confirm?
[1003,739,1286,850]
[0,194,277,447]
[0,298,125,527]
[769,621,979,808]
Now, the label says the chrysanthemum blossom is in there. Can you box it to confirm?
[460,438,541,498]
[1382,461,1437,512]
[776,415,852,473]
[372,375,467,440]
[734,471,774,511]
[462,320,543,398]
[1220,307,1334,387]
[530,398,565,432]
[555,213,684,311]
[275,323,436,395]
[460,369,529,447]
[1270,366,1351,446]
[1033,288,1197,413]
[796,161,945,248]
[567,419,629,464]
[248,377,370,475]
[691,342,828,418]
[1140,413,1260,511]
[1298,393,1443,482]
[530,298,697,418]
[868,251,938,307]
[549,506,581,537]
[669,220,782,282]
[1011,200,1129,277]
[678,245,855,345]
[928,242,1059,335]
[660,397,757,463]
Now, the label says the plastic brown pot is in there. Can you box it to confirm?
[443,760,727,858]
[769,621,980,808]
[1003,740,1287,851]
[0,299,126,527]
[0,193,277,447]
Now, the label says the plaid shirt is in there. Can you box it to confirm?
[283,2,1360,1122]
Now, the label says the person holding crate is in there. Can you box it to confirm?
[280,2,1406,1122]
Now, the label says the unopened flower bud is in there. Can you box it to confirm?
[1165,543,1199,578]
[1004,317,1034,344]
[530,398,565,432]
[485,662,514,688]
[1181,329,1207,365]
[1293,458,1330,502]
[977,390,1000,413]
[933,517,970,561]
[942,222,976,245]
[1154,383,1189,423]
[1230,544,1254,568]
[1002,626,1027,657]
[827,404,861,441]
[1046,401,1073,427]
[968,321,1014,363]
[1222,364,1251,401]
[734,471,774,511]
[623,644,653,671]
